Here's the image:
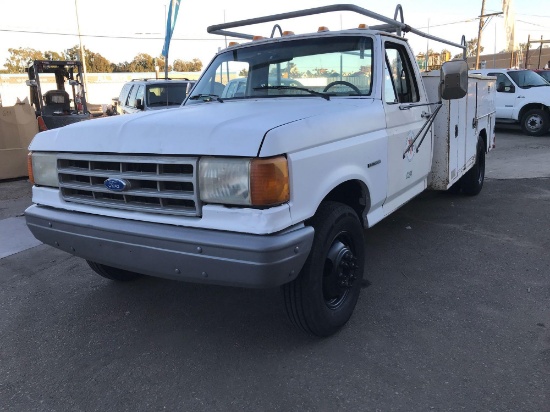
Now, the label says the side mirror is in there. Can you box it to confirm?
[440,60,468,100]
[69,80,80,86]
[135,98,144,110]
[509,84,515,93]
[26,80,37,87]
[496,82,505,92]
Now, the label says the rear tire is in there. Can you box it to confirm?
[521,109,549,136]
[86,260,142,281]
[461,138,485,196]
[282,201,365,337]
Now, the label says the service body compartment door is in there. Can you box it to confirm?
[465,79,479,169]
[423,71,468,190]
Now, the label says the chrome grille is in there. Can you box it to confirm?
[58,154,201,216]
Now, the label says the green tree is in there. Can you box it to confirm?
[128,53,156,72]
[87,51,112,72]
[65,45,113,72]
[453,39,483,59]
[4,47,45,73]
[155,56,172,73]
[44,50,66,61]
[173,58,203,72]
[467,38,484,57]
[112,61,130,72]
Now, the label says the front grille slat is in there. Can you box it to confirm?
[58,167,195,182]
[58,154,201,216]
[60,182,196,199]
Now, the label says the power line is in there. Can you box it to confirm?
[0,28,221,41]
[516,19,548,28]
[417,18,477,30]
[515,13,550,18]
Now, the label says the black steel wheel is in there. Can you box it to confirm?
[461,137,485,196]
[521,109,549,136]
[86,260,142,281]
[282,201,365,337]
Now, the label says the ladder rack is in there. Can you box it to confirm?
[207,4,467,59]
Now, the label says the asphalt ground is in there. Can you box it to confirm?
[0,129,549,411]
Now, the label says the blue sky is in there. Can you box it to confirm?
[0,0,548,68]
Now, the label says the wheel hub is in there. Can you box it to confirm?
[527,115,543,131]
[323,239,358,308]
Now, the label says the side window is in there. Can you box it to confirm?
[127,85,139,107]
[384,42,419,103]
[222,79,239,98]
[490,73,514,93]
[118,84,131,104]
[135,85,145,104]
[384,61,398,103]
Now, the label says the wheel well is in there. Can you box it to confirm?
[518,103,549,121]
[319,180,370,228]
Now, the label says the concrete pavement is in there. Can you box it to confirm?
[0,129,549,411]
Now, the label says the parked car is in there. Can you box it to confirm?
[470,68,550,136]
[221,77,304,99]
[113,78,195,115]
[533,69,550,83]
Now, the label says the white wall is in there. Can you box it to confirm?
[0,72,201,107]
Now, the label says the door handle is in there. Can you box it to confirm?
[421,111,431,119]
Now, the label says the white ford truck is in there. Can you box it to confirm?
[25,4,496,336]
[471,68,550,136]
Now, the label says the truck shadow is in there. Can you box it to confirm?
[63,185,512,351]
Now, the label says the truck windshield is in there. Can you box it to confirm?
[187,36,373,103]
[508,70,549,89]
[147,84,189,106]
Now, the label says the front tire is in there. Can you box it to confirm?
[86,260,142,281]
[521,109,549,136]
[282,202,365,337]
[461,137,485,196]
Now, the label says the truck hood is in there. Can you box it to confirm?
[29,98,374,157]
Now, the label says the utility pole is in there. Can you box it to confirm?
[74,0,89,102]
[164,5,168,79]
[475,0,486,70]
[525,34,530,69]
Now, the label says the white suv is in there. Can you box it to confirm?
[114,78,195,115]
[471,68,550,136]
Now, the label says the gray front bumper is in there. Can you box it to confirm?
[25,205,314,288]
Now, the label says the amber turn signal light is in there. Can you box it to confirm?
[27,152,35,184]
[250,156,289,206]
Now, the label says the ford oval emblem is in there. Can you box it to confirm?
[104,178,131,192]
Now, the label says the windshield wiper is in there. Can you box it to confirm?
[253,85,330,101]
[188,94,224,103]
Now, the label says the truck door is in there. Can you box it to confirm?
[125,85,139,114]
[489,72,516,119]
[382,40,432,213]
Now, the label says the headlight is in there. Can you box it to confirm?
[199,156,289,207]
[28,152,59,187]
